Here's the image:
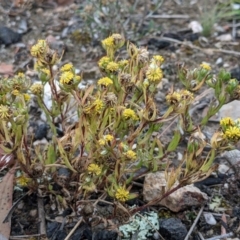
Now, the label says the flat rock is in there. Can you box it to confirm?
[143,172,208,212]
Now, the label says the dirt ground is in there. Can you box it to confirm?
[1,0,240,239]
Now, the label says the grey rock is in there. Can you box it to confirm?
[159,218,187,240]
[0,26,21,46]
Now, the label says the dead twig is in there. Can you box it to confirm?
[148,14,189,19]
[184,206,204,240]
[64,217,83,240]
[205,232,234,240]
[37,197,46,237]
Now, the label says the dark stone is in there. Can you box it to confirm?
[0,26,22,46]
[34,123,50,140]
[230,67,240,82]
[163,32,183,41]
[71,224,92,240]
[148,38,171,50]
[159,218,187,240]
[92,229,118,240]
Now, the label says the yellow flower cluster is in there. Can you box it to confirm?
[30,83,43,95]
[106,61,119,72]
[125,150,137,160]
[60,71,74,84]
[60,63,73,72]
[153,55,164,64]
[146,67,163,83]
[220,117,234,128]
[200,62,211,71]
[224,126,240,141]
[102,36,114,49]
[166,90,194,105]
[17,176,30,186]
[98,56,111,69]
[23,94,31,102]
[115,186,130,202]
[220,117,240,142]
[30,39,46,57]
[87,164,102,175]
[98,77,113,87]
[123,108,139,121]
[93,99,104,113]
[0,105,10,120]
[11,90,20,96]
[98,134,114,146]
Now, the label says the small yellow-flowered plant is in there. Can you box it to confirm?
[223,126,240,141]
[106,62,119,72]
[125,150,137,160]
[11,90,20,96]
[146,67,163,83]
[115,186,130,202]
[105,134,114,142]
[87,164,102,175]
[60,71,74,84]
[98,56,111,69]
[93,99,104,113]
[30,83,43,95]
[30,39,46,57]
[123,108,139,121]
[200,62,211,71]
[17,176,30,187]
[220,117,234,128]
[102,36,114,49]
[98,77,113,87]
[153,55,164,64]
[0,105,10,120]
[61,63,73,72]
[23,94,31,102]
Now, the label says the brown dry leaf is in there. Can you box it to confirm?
[56,0,74,5]
[0,63,14,76]
[221,213,227,236]
[0,165,16,239]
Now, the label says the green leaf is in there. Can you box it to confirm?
[46,144,56,165]
[167,130,181,152]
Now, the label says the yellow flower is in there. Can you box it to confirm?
[224,126,240,141]
[17,72,25,78]
[93,99,104,113]
[87,164,102,175]
[30,39,47,57]
[23,94,31,102]
[125,150,137,160]
[220,117,234,127]
[106,62,119,72]
[105,134,114,142]
[102,36,114,49]
[98,77,113,87]
[41,68,50,76]
[75,75,81,82]
[200,62,211,71]
[60,71,74,84]
[11,89,20,96]
[98,56,111,69]
[17,176,30,186]
[0,105,10,120]
[115,186,130,202]
[166,92,181,105]
[180,90,194,101]
[30,83,43,95]
[153,55,164,64]
[60,63,73,72]
[146,67,163,82]
[98,139,106,146]
[123,108,138,121]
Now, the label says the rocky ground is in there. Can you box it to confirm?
[1,0,240,239]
